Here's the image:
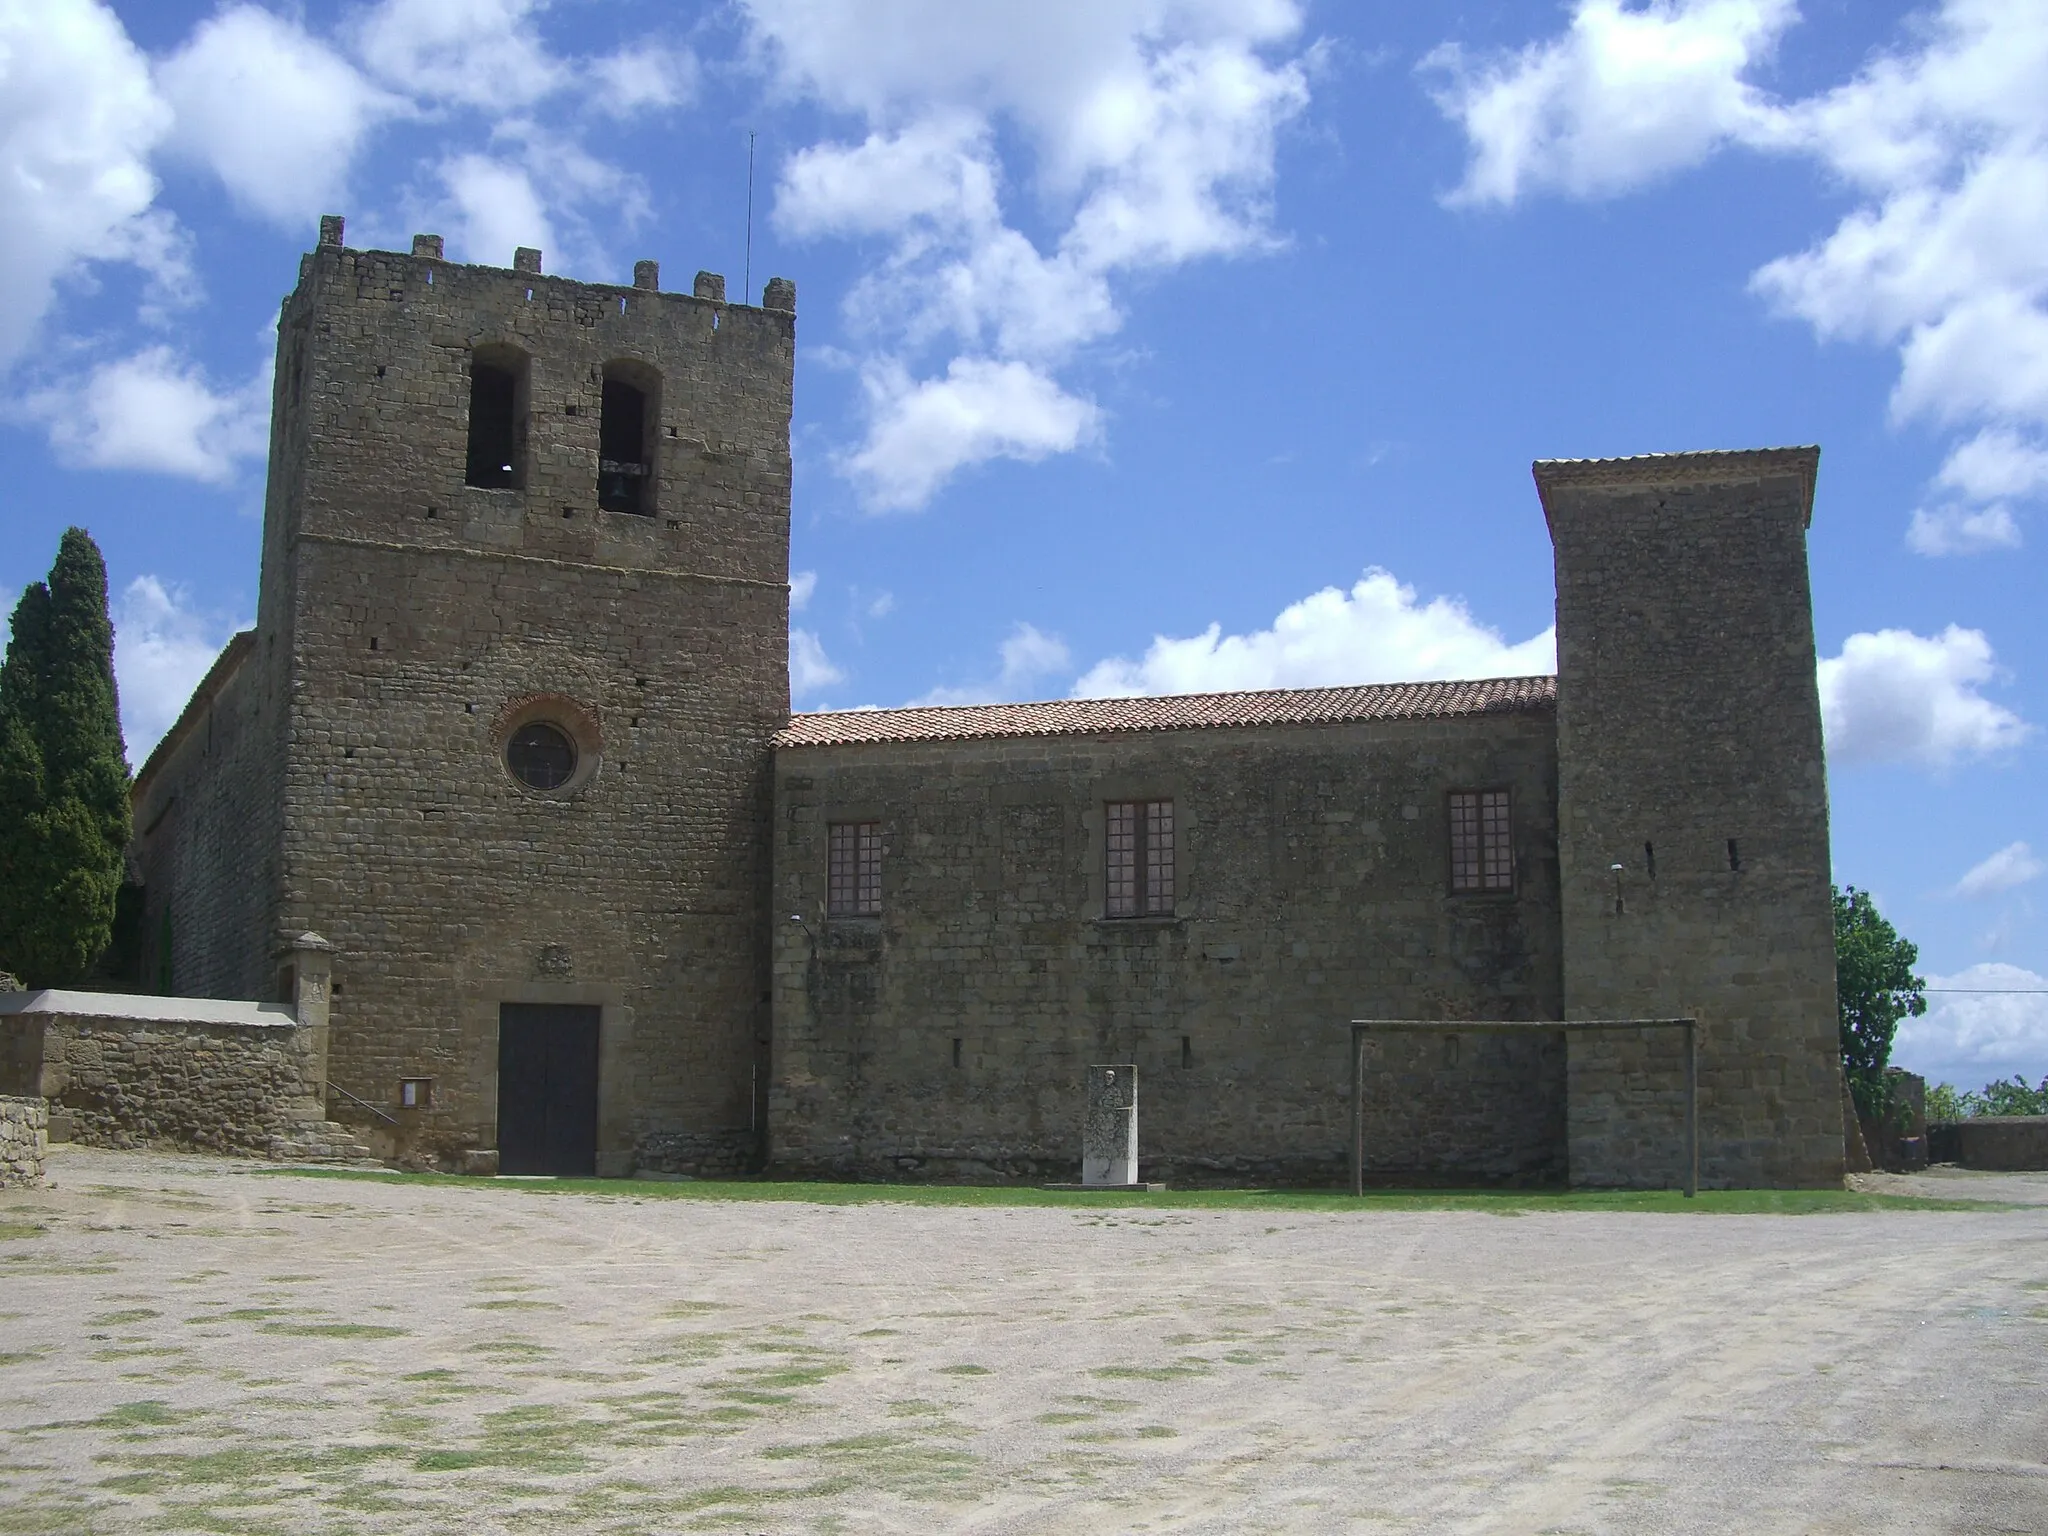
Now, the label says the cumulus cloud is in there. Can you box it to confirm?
[1073,568,1555,697]
[585,44,697,116]
[1817,625,2029,768]
[156,5,400,227]
[0,0,176,367]
[438,154,558,267]
[790,629,845,697]
[113,576,245,763]
[351,0,565,110]
[26,346,270,483]
[1953,842,2045,900]
[1937,428,2048,501]
[845,357,1102,512]
[789,570,818,612]
[752,0,1311,508]
[1429,1,2048,539]
[1905,503,2022,557]
[912,621,1073,706]
[1892,963,2048,1091]
[1423,0,1797,207]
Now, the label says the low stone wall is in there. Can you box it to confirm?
[0,1096,46,1186]
[1945,1117,2048,1172]
[0,991,318,1156]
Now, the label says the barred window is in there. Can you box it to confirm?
[1449,789,1514,893]
[1106,800,1174,917]
[828,821,882,917]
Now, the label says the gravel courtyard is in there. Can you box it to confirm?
[2,1148,2044,1535]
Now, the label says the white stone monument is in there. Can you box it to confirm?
[1082,1064,1140,1186]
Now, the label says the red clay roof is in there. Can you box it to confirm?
[776,676,1556,748]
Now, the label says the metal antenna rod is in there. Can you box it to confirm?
[743,130,756,301]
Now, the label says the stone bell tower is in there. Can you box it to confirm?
[253,218,795,1175]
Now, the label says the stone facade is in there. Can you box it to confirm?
[0,1095,45,1187]
[771,700,1567,1186]
[124,221,1846,1189]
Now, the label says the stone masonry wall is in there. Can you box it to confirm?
[0,1096,46,1187]
[0,999,317,1155]
[130,631,289,1003]
[259,231,791,1172]
[771,710,1565,1186]
[1541,449,1845,1189]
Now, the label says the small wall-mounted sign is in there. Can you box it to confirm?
[398,1078,434,1111]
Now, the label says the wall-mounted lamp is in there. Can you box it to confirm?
[1609,862,1625,915]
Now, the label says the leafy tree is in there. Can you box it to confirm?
[1930,1075,2048,1119]
[0,529,131,985]
[1834,885,1926,1119]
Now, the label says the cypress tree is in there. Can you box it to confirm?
[0,529,131,985]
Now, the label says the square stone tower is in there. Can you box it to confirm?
[1538,448,1844,1188]
[252,222,793,1174]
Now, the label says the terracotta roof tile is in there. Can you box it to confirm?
[776,676,1556,748]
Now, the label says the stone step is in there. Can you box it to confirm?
[266,1121,384,1166]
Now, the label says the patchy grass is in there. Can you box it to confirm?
[246,1166,2009,1214]
[257,1322,407,1340]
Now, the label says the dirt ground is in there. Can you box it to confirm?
[2,1148,2044,1535]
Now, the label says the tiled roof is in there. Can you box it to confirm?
[776,676,1556,748]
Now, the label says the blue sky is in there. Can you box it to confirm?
[2,0,2042,1087]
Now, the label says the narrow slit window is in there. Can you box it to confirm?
[1449,789,1514,893]
[464,349,526,488]
[827,821,882,917]
[1106,799,1174,917]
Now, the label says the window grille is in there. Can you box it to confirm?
[828,821,882,917]
[1106,800,1174,917]
[1449,789,1514,892]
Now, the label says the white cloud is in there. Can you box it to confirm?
[844,357,1102,512]
[0,0,176,367]
[1422,0,1797,207]
[1817,625,2029,768]
[1072,567,1556,697]
[1905,503,2022,556]
[438,154,557,267]
[1892,963,2048,1091]
[26,346,269,483]
[1430,1,2048,535]
[157,5,399,228]
[752,0,1310,508]
[911,621,1073,706]
[777,114,1001,239]
[790,628,844,697]
[867,592,895,619]
[585,45,697,117]
[1937,428,2048,501]
[351,0,565,110]
[789,570,817,612]
[113,576,244,763]
[1953,841,2045,899]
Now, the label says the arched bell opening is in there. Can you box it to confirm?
[598,360,661,515]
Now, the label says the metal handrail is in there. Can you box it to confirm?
[327,1081,399,1126]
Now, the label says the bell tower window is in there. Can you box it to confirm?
[465,345,528,488]
[598,361,659,515]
